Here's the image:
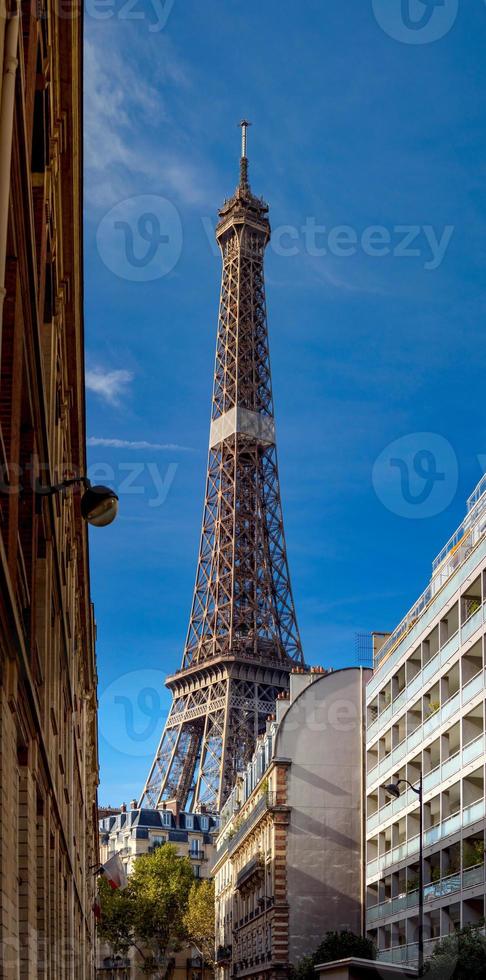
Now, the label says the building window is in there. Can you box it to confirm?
[200,815,208,830]
[161,810,171,827]
[185,814,194,829]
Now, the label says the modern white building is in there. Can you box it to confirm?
[365,475,486,964]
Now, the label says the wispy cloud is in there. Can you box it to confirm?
[84,33,214,211]
[85,368,134,405]
[87,437,193,452]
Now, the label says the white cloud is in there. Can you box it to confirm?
[87,437,193,452]
[84,34,214,211]
[85,368,133,405]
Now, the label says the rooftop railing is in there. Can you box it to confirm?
[372,477,486,674]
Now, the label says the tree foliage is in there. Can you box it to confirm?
[98,844,196,976]
[183,879,216,966]
[423,924,486,979]
[291,930,376,980]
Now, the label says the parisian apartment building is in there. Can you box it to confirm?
[212,666,370,980]
[366,473,486,965]
[97,802,219,979]
[0,1,99,976]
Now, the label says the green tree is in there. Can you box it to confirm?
[98,844,195,976]
[183,879,216,966]
[97,877,136,957]
[423,924,486,979]
[291,930,376,980]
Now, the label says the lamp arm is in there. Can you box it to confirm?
[397,777,422,797]
[36,475,92,496]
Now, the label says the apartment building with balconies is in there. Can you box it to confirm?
[213,666,369,980]
[365,475,486,966]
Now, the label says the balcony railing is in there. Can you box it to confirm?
[236,854,264,891]
[378,929,486,967]
[217,792,277,855]
[367,505,486,697]
[367,798,485,880]
[367,667,486,790]
[367,731,486,834]
[367,603,485,746]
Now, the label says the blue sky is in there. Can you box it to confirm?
[84,0,486,805]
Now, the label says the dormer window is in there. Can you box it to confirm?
[200,815,208,830]
[185,814,194,830]
[161,810,171,827]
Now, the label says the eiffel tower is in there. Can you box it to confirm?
[140,123,304,813]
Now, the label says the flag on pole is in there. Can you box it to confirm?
[99,853,128,890]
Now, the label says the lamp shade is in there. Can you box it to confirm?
[81,484,118,527]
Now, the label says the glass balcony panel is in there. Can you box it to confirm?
[424,872,460,902]
[380,704,393,728]
[406,834,420,858]
[367,811,380,832]
[441,810,461,837]
[423,765,441,793]
[392,739,407,767]
[439,629,459,666]
[424,824,441,846]
[463,864,485,889]
[462,733,484,766]
[367,858,379,878]
[461,605,483,643]
[423,653,440,684]
[407,727,422,752]
[407,673,422,700]
[406,889,419,909]
[440,691,460,723]
[392,894,407,914]
[366,903,381,923]
[463,799,485,827]
[462,670,484,705]
[423,711,441,738]
[366,764,379,788]
[393,689,407,714]
[441,751,460,781]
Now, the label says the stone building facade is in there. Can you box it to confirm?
[97,803,219,979]
[212,667,370,980]
[0,1,98,976]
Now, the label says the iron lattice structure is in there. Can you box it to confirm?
[140,126,304,813]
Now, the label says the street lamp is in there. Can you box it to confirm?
[384,777,424,975]
[37,476,118,527]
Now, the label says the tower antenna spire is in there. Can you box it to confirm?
[239,119,251,189]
